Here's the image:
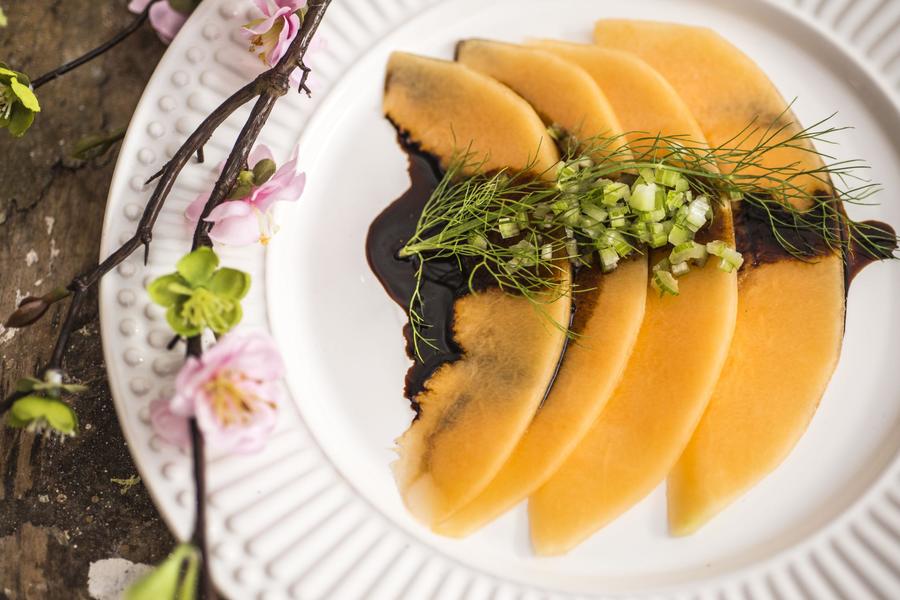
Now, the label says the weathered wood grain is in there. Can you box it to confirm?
[0,2,175,598]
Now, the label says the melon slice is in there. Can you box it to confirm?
[526,42,738,555]
[384,52,571,526]
[593,20,845,535]
[434,41,647,538]
[384,52,558,178]
[456,40,627,159]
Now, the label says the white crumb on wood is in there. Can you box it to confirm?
[0,325,15,345]
[50,238,61,259]
[25,249,38,266]
[44,216,55,235]
[88,558,153,600]
[14,289,27,305]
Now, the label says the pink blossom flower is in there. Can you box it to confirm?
[186,145,306,246]
[151,331,286,453]
[128,0,190,45]
[242,0,307,67]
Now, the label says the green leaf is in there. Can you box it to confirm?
[14,377,43,393]
[125,544,197,600]
[7,104,34,137]
[148,273,188,308]
[252,158,277,185]
[206,268,251,301]
[176,551,199,600]
[168,0,201,15]
[209,301,242,335]
[166,304,202,338]
[0,8,8,28]
[60,383,89,394]
[10,77,39,112]
[7,395,78,435]
[70,127,126,161]
[176,248,218,286]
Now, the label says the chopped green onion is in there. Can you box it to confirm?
[498,217,520,239]
[653,258,671,272]
[674,177,690,192]
[639,168,656,185]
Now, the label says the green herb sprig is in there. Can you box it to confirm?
[399,115,897,354]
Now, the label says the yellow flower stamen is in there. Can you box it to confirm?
[203,370,265,427]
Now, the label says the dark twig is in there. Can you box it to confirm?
[2,1,333,596]
[31,0,163,89]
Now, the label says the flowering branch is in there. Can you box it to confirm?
[30,0,163,89]
[3,0,332,596]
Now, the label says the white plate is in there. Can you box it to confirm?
[100,0,900,598]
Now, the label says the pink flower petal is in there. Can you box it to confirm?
[248,144,275,168]
[267,12,301,66]
[208,212,262,246]
[148,2,188,44]
[206,200,253,222]
[185,191,211,223]
[242,6,292,35]
[128,0,153,13]
[150,398,191,449]
[195,398,278,454]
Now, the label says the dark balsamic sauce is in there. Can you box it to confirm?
[365,138,465,414]
[366,134,576,416]
[731,196,896,290]
[845,220,897,285]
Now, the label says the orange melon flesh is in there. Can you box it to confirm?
[593,20,845,535]
[432,40,647,538]
[384,51,571,526]
[384,52,558,179]
[437,260,647,537]
[531,42,709,156]
[456,40,627,159]
[526,43,738,555]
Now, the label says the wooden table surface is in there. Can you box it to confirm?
[1,3,177,598]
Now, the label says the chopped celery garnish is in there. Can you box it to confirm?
[498,217,520,239]
[630,182,657,212]
[651,269,679,296]
[671,260,691,277]
[655,167,682,189]
[599,247,619,272]
[670,241,708,264]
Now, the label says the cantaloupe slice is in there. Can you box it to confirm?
[526,42,738,555]
[456,40,626,159]
[593,21,845,535]
[384,52,558,178]
[383,52,571,526]
[434,40,647,538]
